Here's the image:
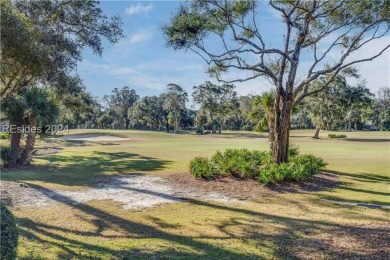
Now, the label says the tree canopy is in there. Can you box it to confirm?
[163,0,390,163]
[1,0,124,99]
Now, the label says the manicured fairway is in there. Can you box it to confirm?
[1,130,389,259]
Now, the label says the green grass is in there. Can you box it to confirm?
[2,129,389,259]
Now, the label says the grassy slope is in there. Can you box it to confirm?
[1,129,389,259]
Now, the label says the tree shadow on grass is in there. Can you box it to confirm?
[342,138,390,142]
[210,132,268,139]
[329,171,390,183]
[2,151,172,187]
[267,172,340,193]
[16,183,390,259]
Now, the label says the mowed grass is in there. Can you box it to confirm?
[1,129,390,259]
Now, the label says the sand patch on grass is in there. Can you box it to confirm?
[1,175,239,210]
[60,134,130,141]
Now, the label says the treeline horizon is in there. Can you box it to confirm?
[55,80,390,133]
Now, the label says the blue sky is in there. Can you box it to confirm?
[77,1,390,103]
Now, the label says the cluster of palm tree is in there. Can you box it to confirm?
[2,87,59,166]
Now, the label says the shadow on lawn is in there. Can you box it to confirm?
[342,138,390,142]
[4,152,171,187]
[330,171,390,183]
[211,132,268,139]
[17,184,390,259]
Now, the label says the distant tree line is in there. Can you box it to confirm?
[61,82,390,135]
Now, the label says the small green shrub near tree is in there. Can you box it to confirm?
[189,148,326,184]
[241,125,252,131]
[1,203,18,260]
[211,149,269,178]
[328,134,347,138]
[188,156,214,179]
[195,127,204,135]
[0,145,13,168]
[0,132,9,140]
[258,155,327,185]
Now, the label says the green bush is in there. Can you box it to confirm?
[188,147,326,185]
[189,156,214,179]
[0,132,9,140]
[0,145,13,168]
[288,145,300,158]
[258,154,327,185]
[1,203,18,260]
[195,127,204,135]
[211,149,269,178]
[241,125,252,131]
[291,154,327,176]
[328,133,347,138]
[258,162,295,184]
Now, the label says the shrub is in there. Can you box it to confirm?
[1,203,18,260]
[288,145,300,158]
[189,156,214,179]
[258,154,327,184]
[0,132,9,140]
[258,162,294,184]
[328,134,347,138]
[211,149,269,178]
[188,148,326,185]
[195,127,204,135]
[0,145,13,168]
[241,125,252,131]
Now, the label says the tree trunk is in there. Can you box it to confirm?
[9,120,22,166]
[20,115,37,165]
[218,119,222,134]
[268,110,275,151]
[210,113,216,134]
[272,97,292,163]
[166,116,169,133]
[313,126,320,139]
[10,133,21,165]
[174,112,179,133]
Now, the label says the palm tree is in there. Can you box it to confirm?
[20,87,59,165]
[162,84,188,133]
[2,95,26,165]
[251,91,275,150]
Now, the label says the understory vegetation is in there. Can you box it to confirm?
[189,147,326,184]
[1,203,18,260]
[328,134,347,138]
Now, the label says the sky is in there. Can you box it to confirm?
[77,1,390,103]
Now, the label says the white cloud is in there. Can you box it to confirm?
[347,37,390,93]
[128,30,153,44]
[79,61,174,91]
[124,3,154,16]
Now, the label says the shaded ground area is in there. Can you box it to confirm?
[165,172,340,201]
[0,175,238,209]
[1,173,338,209]
[12,188,390,260]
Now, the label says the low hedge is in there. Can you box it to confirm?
[1,203,18,260]
[328,134,347,138]
[188,147,326,185]
[0,145,13,168]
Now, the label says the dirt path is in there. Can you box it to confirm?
[1,175,239,210]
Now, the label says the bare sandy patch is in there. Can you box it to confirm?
[60,134,130,141]
[1,175,239,210]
